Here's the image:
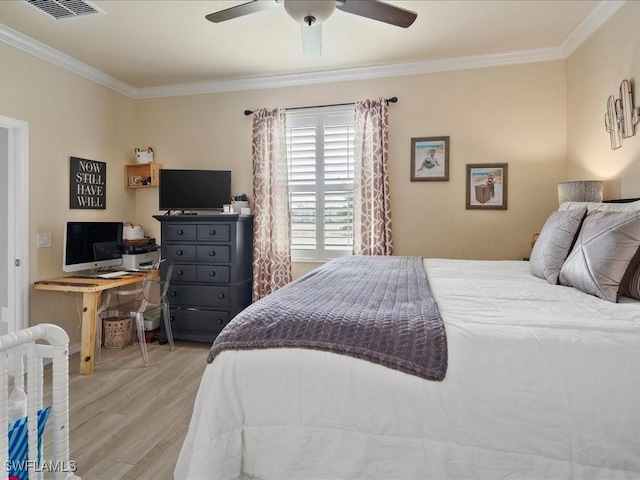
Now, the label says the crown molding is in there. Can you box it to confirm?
[133,47,566,99]
[559,0,626,57]
[0,23,137,98]
[0,0,626,100]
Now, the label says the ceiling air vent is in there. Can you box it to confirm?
[25,0,101,20]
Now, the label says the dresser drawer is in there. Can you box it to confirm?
[172,264,197,282]
[197,265,230,283]
[165,244,196,261]
[197,224,230,242]
[169,308,230,335]
[196,245,230,263]
[165,224,196,241]
[172,264,230,284]
[168,284,230,307]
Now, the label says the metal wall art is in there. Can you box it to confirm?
[605,79,640,150]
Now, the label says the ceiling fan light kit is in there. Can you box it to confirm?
[284,0,336,26]
[206,0,418,57]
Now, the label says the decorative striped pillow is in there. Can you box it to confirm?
[7,407,51,480]
[626,265,640,300]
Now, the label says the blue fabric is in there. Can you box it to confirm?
[7,407,51,480]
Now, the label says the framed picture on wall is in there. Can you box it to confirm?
[69,156,106,209]
[466,163,508,210]
[410,136,449,181]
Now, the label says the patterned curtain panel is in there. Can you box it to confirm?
[353,98,394,255]
[251,108,292,301]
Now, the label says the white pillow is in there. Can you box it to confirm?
[559,210,640,302]
[558,200,640,213]
[529,207,587,284]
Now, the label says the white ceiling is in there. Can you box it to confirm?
[0,0,625,98]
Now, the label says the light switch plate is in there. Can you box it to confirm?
[37,232,52,248]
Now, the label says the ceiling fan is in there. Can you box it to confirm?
[205,0,417,57]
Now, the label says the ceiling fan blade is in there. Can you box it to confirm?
[301,24,322,57]
[336,0,417,28]
[205,0,278,23]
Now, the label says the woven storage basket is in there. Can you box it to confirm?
[103,317,133,349]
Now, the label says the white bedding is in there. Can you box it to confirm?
[175,259,640,479]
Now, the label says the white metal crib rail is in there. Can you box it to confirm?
[0,324,72,480]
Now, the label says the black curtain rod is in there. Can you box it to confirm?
[244,97,398,116]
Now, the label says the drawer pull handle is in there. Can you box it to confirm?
[218,293,225,300]
[176,250,183,256]
[209,229,216,236]
[170,316,175,322]
[170,291,177,297]
[176,269,183,276]
[209,271,216,277]
[217,318,224,325]
[209,251,216,257]
[177,229,183,235]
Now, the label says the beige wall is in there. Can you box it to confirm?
[136,61,567,274]
[0,42,136,344]
[567,1,640,199]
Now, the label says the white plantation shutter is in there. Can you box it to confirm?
[286,106,355,261]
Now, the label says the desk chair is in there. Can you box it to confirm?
[95,259,175,366]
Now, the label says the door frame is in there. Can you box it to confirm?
[0,115,29,333]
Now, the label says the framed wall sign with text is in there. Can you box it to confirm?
[69,156,106,209]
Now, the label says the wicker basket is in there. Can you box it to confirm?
[103,317,133,349]
[123,238,152,248]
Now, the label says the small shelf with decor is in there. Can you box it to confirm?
[125,163,162,189]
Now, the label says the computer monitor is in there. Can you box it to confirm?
[63,221,124,273]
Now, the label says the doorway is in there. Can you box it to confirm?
[0,115,29,335]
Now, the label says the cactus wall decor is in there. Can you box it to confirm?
[605,79,640,150]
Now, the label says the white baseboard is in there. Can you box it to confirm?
[69,343,81,356]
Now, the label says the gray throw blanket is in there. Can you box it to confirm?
[207,255,448,381]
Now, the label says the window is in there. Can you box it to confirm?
[286,106,355,261]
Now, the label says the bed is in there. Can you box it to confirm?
[175,201,640,480]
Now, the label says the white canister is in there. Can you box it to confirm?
[123,223,145,240]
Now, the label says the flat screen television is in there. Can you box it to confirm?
[63,221,123,273]
[159,169,231,212]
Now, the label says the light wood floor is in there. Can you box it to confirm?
[64,340,211,479]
